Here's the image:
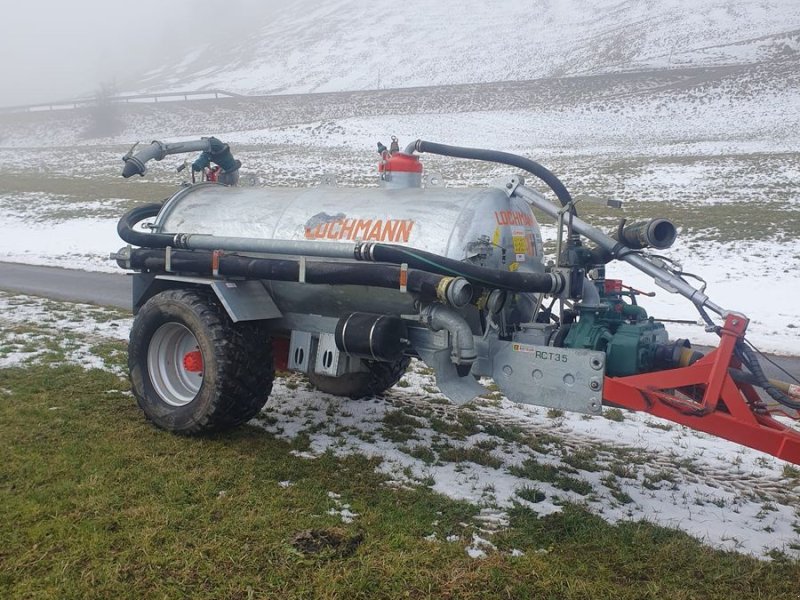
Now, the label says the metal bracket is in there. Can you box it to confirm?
[465,235,493,261]
[314,333,345,376]
[288,331,315,372]
[492,342,605,414]
[492,175,524,198]
[399,263,408,293]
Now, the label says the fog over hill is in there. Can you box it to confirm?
[134,0,800,95]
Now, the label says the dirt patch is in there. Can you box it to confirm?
[290,528,364,558]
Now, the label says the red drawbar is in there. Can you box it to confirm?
[182,350,204,373]
[604,314,800,464]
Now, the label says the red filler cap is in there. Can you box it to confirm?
[378,152,423,174]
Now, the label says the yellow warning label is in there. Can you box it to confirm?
[509,262,520,272]
[492,227,501,247]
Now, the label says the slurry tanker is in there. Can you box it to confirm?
[114,136,800,464]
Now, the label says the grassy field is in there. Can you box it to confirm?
[2,363,800,599]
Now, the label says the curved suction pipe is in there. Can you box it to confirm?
[420,304,477,374]
[121,137,239,178]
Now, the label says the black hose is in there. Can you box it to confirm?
[123,247,464,301]
[357,243,564,294]
[117,204,563,295]
[410,140,574,209]
[117,203,174,248]
[736,341,800,410]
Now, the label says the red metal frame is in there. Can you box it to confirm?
[604,314,800,464]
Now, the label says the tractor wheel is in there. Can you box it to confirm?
[306,357,411,399]
[129,288,274,434]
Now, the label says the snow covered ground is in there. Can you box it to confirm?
[2,291,799,559]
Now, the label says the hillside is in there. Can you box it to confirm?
[133,0,800,95]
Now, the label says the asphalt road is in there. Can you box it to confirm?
[0,262,130,310]
[0,261,797,383]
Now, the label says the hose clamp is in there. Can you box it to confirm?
[173,233,189,249]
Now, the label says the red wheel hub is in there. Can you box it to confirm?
[182,350,204,373]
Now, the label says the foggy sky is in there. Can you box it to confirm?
[0,0,265,107]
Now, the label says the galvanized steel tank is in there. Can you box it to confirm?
[155,182,546,274]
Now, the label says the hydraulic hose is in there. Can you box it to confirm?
[736,342,800,410]
[406,140,574,210]
[118,247,475,306]
[729,369,800,403]
[355,242,565,294]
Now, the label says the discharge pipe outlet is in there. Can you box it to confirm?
[589,218,678,264]
[512,183,725,316]
[618,219,677,250]
[419,304,478,374]
[122,137,239,178]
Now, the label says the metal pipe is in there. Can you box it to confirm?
[174,233,359,259]
[122,139,214,178]
[513,183,726,316]
[420,304,478,368]
[618,219,677,250]
[122,137,240,179]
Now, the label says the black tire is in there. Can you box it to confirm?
[306,357,411,399]
[129,288,274,434]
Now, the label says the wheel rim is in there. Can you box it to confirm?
[147,322,204,406]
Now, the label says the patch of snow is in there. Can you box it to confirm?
[466,533,497,559]
[326,491,359,524]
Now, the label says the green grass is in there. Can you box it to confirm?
[0,173,175,206]
[381,410,422,442]
[603,408,626,422]
[436,444,503,469]
[509,458,593,496]
[2,364,800,598]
